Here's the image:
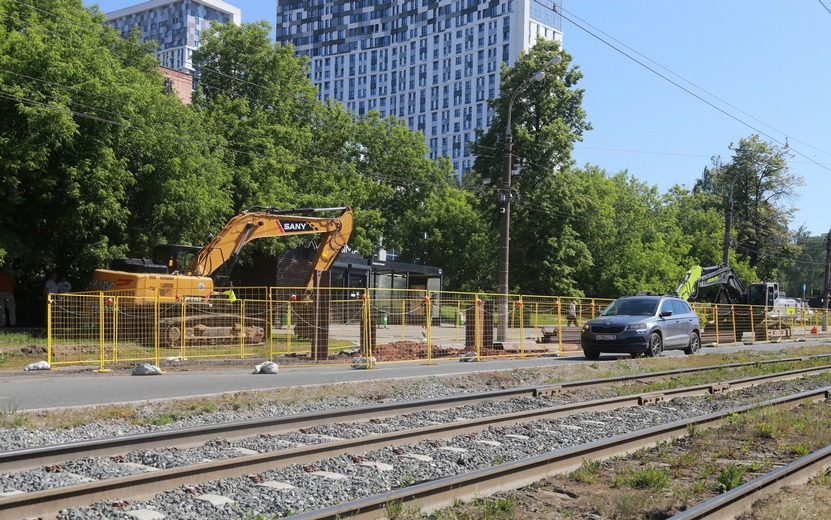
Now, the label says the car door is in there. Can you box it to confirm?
[671,299,696,346]
[659,299,682,347]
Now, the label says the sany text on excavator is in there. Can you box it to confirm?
[91,206,353,347]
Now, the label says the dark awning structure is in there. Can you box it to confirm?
[332,251,443,293]
[233,248,442,293]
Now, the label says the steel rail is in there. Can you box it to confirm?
[531,354,831,397]
[284,387,831,520]
[2,355,826,474]
[669,443,831,520]
[2,365,831,518]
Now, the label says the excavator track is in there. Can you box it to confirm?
[160,314,267,349]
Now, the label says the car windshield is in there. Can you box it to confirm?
[601,298,658,317]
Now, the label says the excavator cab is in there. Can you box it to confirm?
[748,282,779,307]
[151,245,202,274]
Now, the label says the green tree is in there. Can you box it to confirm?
[351,112,452,251]
[392,168,493,292]
[694,135,803,279]
[779,228,827,299]
[471,39,591,294]
[193,21,318,212]
[570,168,686,298]
[509,168,592,296]
[0,0,228,299]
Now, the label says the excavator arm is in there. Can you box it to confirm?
[675,264,747,304]
[190,206,353,287]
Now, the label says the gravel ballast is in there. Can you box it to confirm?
[1,371,830,519]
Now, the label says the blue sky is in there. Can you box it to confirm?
[91,1,831,237]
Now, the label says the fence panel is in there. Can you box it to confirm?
[48,293,109,368]
[367,288,436,362]
[49,288,831,370]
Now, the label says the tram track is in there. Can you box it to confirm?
[2,360,831,518]
[2,354,828,473]
[671,443,831,519]
[286,387,831,520]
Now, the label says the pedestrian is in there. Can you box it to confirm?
[567,300,578,326]
[0,267,16,328]
[57,275,72,293]
[43,271,58,298]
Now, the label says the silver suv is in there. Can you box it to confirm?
[580,295,701,360]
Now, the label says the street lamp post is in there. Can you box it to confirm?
[497,56,561,342]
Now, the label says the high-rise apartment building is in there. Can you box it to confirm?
[105,0,241,73]
[274,0,562,179]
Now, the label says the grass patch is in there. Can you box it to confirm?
[0,330,47,369]
[569,459,604,484]
[614,465,671,491]
[146,411,184,426]
[0,399,28,428]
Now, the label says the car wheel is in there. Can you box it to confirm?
[683,331,701,355]
[645,332,663,357]
[583,349,600,360]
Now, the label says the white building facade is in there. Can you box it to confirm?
[274,0,562,179]
[105,0,241,73]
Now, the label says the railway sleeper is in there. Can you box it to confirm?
[533,385,563,397]
[709,383,730,394]
[637,393,665,405]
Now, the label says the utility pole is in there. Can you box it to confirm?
[825,228,831,309]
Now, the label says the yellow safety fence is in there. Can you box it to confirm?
[47,289,830,370]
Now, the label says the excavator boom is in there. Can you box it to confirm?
[191,206,353,287]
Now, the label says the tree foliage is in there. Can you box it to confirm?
[0,0,816,326]
[0,0,228,299]
[779,228,828,299]
[470,39,591,294]
[193,21,317,212]
[694,135,803,279]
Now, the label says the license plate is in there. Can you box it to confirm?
[596,334,616,340]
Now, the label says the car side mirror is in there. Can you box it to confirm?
[660,310,673,317]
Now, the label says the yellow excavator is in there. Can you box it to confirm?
[92,206,353,347]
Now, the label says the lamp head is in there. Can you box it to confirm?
[529,56,562,83]
[546,56,563,67]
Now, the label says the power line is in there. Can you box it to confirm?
[560,6,831,161]
[556,7,831,174]
[734,244,826,267]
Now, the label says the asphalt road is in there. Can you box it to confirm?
[1,339,829,411]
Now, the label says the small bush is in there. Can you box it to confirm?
[628,467,670,491]
[789,443,812,457]
[753,421,776,439]
[717,463,745,492]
